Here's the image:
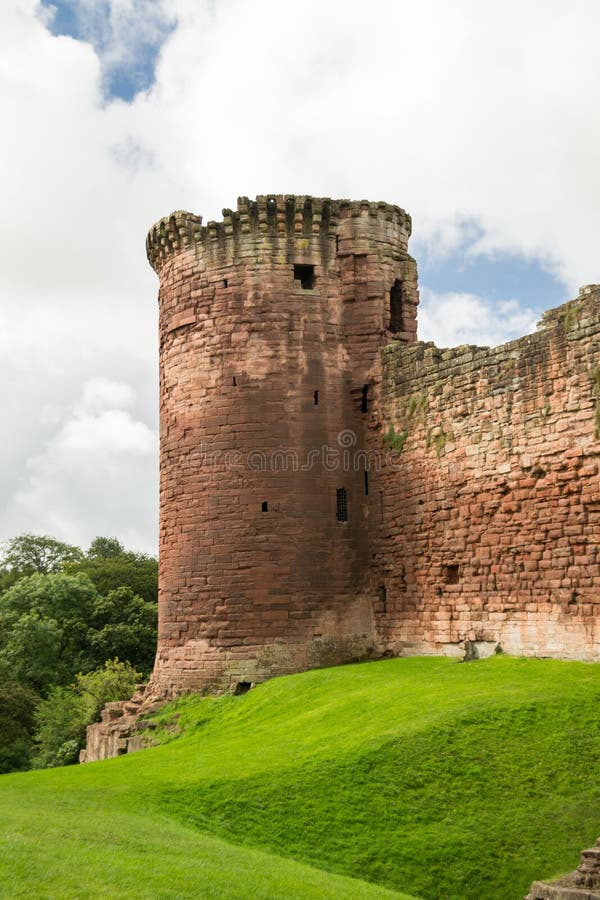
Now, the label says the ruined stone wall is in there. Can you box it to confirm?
[371,286,600,661]
[145,195,418,696]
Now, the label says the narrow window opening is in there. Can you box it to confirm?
[234,681,252,695]
[223,278,228,288]
[377,584,387,614]
[314,390,319,406]
[294,264,316,290]
[364,470,369,496]
[361,384,369,413]
[261,501,269,512]
[443,564,460,584]
[335,234,340,253]
[232,376,237,386]
[336,488,348,522]
[389,279,404,333]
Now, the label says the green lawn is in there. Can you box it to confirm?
[1,655,600,899]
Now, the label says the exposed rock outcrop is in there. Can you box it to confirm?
[527,839,600,899]
[79,684,163,763]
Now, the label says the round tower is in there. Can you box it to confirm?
[146,195,418,696]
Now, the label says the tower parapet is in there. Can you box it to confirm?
[146,195,412,274]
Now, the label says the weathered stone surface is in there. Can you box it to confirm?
[526,839,600,898]
[145,195,418,699]
[373,286,600,662]
[79,686,149,763]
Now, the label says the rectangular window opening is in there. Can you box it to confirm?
[336,488,348,522]
[261,501,269,512]
[294,264,316,290]
[378,584,387,614]
[314,390,319,406]
[361,384,369,413]
[389,279,404,333]
[335,234,340,253]
[443,564,460,584]
[223,278,228,288]
[232,376,237,386]
[364,470,369,496]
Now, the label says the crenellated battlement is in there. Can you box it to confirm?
[146,210,204,273]
[146,195,412,273]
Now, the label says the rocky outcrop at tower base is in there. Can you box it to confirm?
[79,684,163,763]
[526,839,600,899]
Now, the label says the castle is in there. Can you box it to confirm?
[141,194,600,699]
[81,195,600,894]
[82,194,600,763]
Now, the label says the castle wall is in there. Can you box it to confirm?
[83,201,600,763]
[146,196,417,695]
[145,193,600,701]
[371,287,600,661]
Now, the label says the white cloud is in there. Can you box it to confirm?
[77,377,135,416]
[44,0,175,94]
[418,290,539,349]
[1,0,600,549]
[1,379,158,553]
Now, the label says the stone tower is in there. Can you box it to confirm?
[145,195,419,696]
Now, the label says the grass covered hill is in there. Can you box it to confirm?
[1,655,600,899]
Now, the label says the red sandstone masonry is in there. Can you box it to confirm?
[371,285,600,661]
[146,198,600,695]
[145,195,418,697]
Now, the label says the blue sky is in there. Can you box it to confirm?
[2,0,598,551]
[417,244,564,311]
[44,0,174,100]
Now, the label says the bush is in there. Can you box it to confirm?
[32,660,142,768]
[0,679,39,773]
[33,687,87,768]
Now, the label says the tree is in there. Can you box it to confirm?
[0,573,99,688]
[32,687,87,768]
[66,543,158,606]
[0,679,39,773]
[0,534,84,576]
[0,612,63,692]
[87,537,125,560]
[76,659,142,723]
[0,568,157,691]
[88,586,157,674]
[33,660,142,768]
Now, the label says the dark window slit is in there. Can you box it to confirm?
[336,488,348,522]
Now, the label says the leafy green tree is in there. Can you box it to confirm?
[0,533,83,576]
[0,573,99,688]
[0,567,23,596]
[32,687,87,768]
[76,659,142,723]
[0,679,39,773]
[33,660,142,768]
[88,587,157,674]
[0,612,63,692]
[67,540,158,606]
[87,537,126,559]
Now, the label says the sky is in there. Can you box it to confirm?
[1,0,599,555]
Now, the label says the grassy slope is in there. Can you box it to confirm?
[1,656,600,899]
